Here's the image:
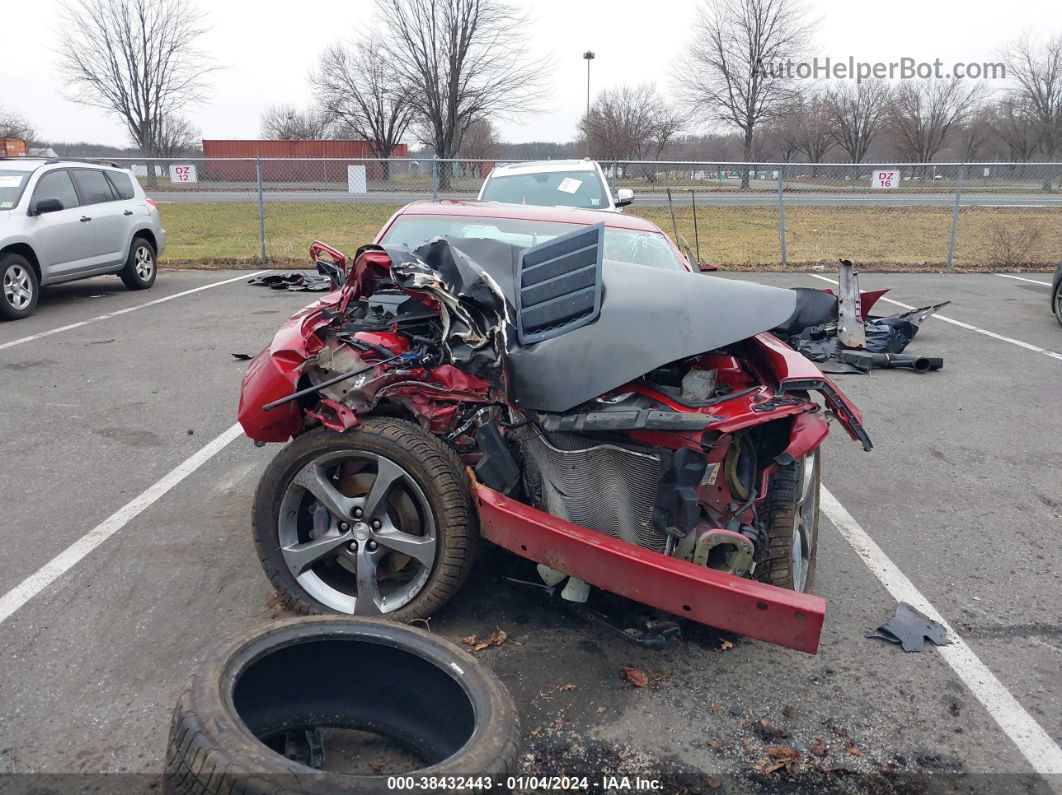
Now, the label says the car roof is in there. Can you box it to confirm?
[488,159,600,176]
[0,159,46,172]
[393,200,664,233]
[0,158,126,172]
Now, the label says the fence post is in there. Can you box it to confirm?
[946,164,964,269]
[777,165,788,266]
[431,157,439,200]
[256,157,267,263]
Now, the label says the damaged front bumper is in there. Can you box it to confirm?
[472,479,827,654]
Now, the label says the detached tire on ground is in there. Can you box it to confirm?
[756,451,821,592]
[253,419,476,622]
[165,617,521,794]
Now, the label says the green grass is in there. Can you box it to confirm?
[156,200,1062,269]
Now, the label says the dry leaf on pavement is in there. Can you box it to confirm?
[620,665,649,687]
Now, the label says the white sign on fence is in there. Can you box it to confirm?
[347,164,367,194]
[871,169,899,189]
[131,164,165,177]
[169,164,198,183]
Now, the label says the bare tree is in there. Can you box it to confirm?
[955,104,995,162]
[790,90,834,166]
[57,0,214,185]
[887,79,982,163]
[0,108,36,143]
[578,84,686,162]
[673,0,816,186]
[755,117,801,162]
[990,96,1041,163]
[259,104,332,140]
[1001,34,1062,160]
[826,79,891,163]
[375,0,551,187]
[153,114,200,158]
[313,37,414,179]
[458,118,500,159]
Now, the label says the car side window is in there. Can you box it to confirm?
[105,170,136,200]
[71,169,118,206]
[32,170,80,211]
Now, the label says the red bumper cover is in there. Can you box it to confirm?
[473,481,826,654]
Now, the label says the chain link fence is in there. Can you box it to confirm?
[96,157,1062,268]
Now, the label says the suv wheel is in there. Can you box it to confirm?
[0,254,39,320]
[120,237,157,290]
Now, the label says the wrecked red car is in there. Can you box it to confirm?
[238,203,871,654]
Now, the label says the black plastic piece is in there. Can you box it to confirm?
[866,602,951,652]
[515,223,604,344]
[651,447,708,537]
[474,422,521,494]
[540,409,713,434]
[837,350,943,372]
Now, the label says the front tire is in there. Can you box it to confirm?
[757,451,821,592]
[1053,278,1062,327]
[0,254,39,320]
[119,236,157,290]
[253,419,476,622]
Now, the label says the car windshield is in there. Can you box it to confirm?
[0,170,31,209]
[480,170,608,209]
[380,215,687,271]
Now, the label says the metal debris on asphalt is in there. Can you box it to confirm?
[247,272,333,291]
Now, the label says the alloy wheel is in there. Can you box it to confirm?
[134,245,154,280]
[277,450,437,615]
[2,265,32,310]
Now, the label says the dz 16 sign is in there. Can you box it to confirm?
[168,164,198,184]
[871,169,899,189]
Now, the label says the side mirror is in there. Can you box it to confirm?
[614,188,634,207]
[310,240,348,289]
[32,197,64,215]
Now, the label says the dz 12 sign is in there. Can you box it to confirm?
[871,169,899,189]
[168,164,198,184]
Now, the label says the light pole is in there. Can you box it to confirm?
[582,50,595,156]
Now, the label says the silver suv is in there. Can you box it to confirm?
[0,158,166,320]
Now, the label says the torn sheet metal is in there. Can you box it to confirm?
[866,602,952,652]
[248,272,333,292]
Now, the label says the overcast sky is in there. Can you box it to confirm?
[1,0,1058,147]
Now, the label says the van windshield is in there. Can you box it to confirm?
[480,170,608,209]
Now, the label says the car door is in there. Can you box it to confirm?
[70,168,126,266]
[26,169,97,282]
[103,169,141,261]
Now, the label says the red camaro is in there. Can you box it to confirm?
[238,201,870,654]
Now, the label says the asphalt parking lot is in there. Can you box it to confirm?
[0,267,1059,792]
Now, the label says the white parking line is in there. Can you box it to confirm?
[808,273,1062,361]
[0,423,244,625]
[0,271,267,352]
[821,487,1062,777]
[995,273,1053,287]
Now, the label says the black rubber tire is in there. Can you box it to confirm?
[1053,278,1062,327]
[119,236,157,290]
[756,451,821,592]
[0,253,39,320]
[253,418,477,622]
[164,617,521,794]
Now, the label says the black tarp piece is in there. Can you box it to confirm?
[866,602,952,652]
[247,272,333,292]
[780,300,950,372]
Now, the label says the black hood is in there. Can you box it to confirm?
[382,237,798,413]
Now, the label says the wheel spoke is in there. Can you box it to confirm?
[361,457,407,519]
[373,522,436,567]
[292,463,356,519]
[282,529,354,576]
[354,544,383,615]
